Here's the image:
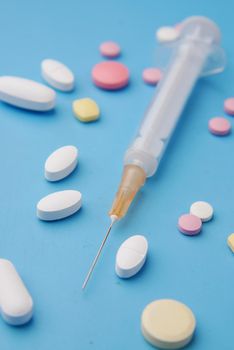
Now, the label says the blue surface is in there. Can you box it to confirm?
[0,0,234,349]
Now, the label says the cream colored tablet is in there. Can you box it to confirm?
[156,26,179,43]
[190,201,213,222]
[141,299,196,349]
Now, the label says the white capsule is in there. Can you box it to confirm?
[115,235,148,278]
[37,190,82,221]
[0,76,56,111]
[0,259,33,326]
[45,145,78,182]
[41,59,75,92]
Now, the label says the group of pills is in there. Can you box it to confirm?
[0,21,232,350]
[37,145,82,221]
[178,201,214,236]
[209,97,234,136]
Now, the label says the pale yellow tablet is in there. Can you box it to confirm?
[227,233,234,253]
[73,98,100,122]
[141,299,196,349]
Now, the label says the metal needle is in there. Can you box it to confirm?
[82,216,117,290]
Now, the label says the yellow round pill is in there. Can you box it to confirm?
[73,98,100,122]
[141,299,196,349]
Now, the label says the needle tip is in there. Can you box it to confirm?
[81,216,118,290]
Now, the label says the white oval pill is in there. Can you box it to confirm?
[45,145,78,182]
[0,259,33,326]
[37,190,82,221]
[141,299,196,349]
[41,59,75,91]
[115,235,148,278]
[190,201,213,222]
[0,76,56,111]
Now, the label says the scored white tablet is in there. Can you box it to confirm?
[41,59,75,91]
[115,235,148,278]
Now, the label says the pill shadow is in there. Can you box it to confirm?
[1,315,35,331]
[0,101,57,119]
[94,81,131,93]
[37,206,84,227]
[115,255,153,286]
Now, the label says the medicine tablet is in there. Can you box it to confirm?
[208,117,231,136]
[115,235,148,278]
[92,61,129,90]
[99,41,121,58]
[37,190,82,221]
[190,201,213,222]
[141,299,196,349]
[45,145,78,181]
[0,76,56,111]
[142,68,162,85]
[73,98,100,122]
[224,97,234,116]
[227,233,234,253]
[178,214,202,235]
[156,26,180,43]
[0,259,33,325]
[41,59,75,92]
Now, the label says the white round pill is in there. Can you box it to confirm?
[156,26,179,43]
[41,59,75,92]
[115,235,148,278]
[190,201,213,222]
[45,145,78,182]
[141,299,196,349]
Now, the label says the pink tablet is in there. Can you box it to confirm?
[99,41,121,58]
[224,97,234,116]
[92,61,129,90]
[178,214,202,235]
[208,117,231,136]
[142,68,162,85]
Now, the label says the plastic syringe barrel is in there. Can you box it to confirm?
[124,17,221,177]
[109,17,223,219]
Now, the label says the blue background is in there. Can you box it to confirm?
[0,0,233,349]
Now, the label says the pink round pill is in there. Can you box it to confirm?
[92,61,129,90]
[208,117,231,136]
[142,68,162,85]
[224,97,234,116]
[178,214,202,235]
[99,41,121,58]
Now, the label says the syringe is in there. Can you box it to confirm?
[82,16,225,289]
